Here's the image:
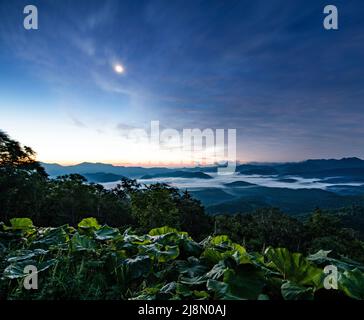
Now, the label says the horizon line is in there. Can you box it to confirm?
[40,156,364,168]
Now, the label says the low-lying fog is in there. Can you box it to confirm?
[102,173,363,191]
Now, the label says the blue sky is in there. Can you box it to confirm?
[0,0,364,164]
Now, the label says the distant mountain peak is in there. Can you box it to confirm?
[304,157,363,163]
[340,157,363,161]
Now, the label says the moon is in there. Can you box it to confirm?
[114,64,124,74]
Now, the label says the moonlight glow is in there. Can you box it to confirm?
[114,64,124,74]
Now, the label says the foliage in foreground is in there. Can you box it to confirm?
[1,218,364,300]
[2,128,364,264]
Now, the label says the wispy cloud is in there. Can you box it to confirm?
[70,116,87,128]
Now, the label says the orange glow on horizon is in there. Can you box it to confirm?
[42,159,244,168]
[47,161,212,168]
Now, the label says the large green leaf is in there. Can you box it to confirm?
[160,281,177,294]
[176,257,209,278]
[116,255,152,282]
[308,250,364,272]
[10,218,34,230]
[206,263,265,300]
[202,235,248,265]
[149,226,181,236]
[78,217,100,231]
[3,259,56,279]
[176,282,193,298]
[148,227,188,247]
[307,250,332,264]
[193,290,210,300]
[5,218,34,231]
[32,226,70,248]
[281,281,314,300]
[122,229,150,245]
[210,235,231,246]
[94,226,121,241]
[71,233,97,251]
[202,247,249,265]
[265,247,323,287]
[206,279,229,299]
[338,268,364,300]
[207,279,243,300]
[3,261,36,279]
[205,260,229,280]
[139,243,179,263]
[201,248,227,264]
[151,233,183,246]
[222,264,265,300]
[181,238,202,257]
[6,249,48,263]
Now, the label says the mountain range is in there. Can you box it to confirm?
[42,157,364,180]
[41,158,364,215]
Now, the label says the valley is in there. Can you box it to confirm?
[42,157,364,216]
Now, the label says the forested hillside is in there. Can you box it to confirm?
[1,130,364,300]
